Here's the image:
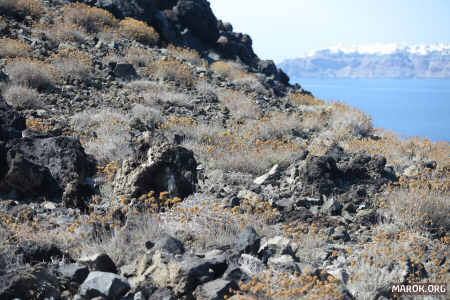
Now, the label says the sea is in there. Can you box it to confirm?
[292,78,450,142]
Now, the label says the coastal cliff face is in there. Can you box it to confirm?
[280,45,450,78]
[0,1,448,300]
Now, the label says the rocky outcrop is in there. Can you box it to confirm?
[113,141,197,199]
[3,136,95,203]
[76,0,291,90]
[289,151,395,196]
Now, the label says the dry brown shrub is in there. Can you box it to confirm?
[0,38,31,58]
[33,22,88,45]
[62,2,118,33]
[287,92,325,106]
[119,18,159,46]
[168,45,206,67]
[150,58,195,86]
[0,0,42,18]
[210,61,250,80]
[47,49,94,82]
[125,47,154,67]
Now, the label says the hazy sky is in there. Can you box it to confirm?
[209,0,450,62]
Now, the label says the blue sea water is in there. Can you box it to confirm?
[293,78,450,142]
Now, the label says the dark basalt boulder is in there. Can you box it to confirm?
[297,151,395,197]
[0,98,26,142]
[301,155,341,195]
[6,136,95,191]
[5,152,60,198]
[16,240,64,264]
[2,136,95,204]
[175,0,219,44]
[0,266,61,300]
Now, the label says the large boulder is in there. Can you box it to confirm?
[5,152,59,197]
[175,0,219,44]
[79,253,118,274]
[78,0,160,20]
[234,226,260,256]
[136,251,217,297]
[193,279,238,300]
[4,136,95,203]
[294,151,394,197]
[113,141,197,199]
[301,155,341,195]
[0,266,61,300]
[79,271,130,299]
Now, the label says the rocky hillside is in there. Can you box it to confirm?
[280,44,450,78]
[0,1,449,300]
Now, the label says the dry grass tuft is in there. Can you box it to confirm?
[125,47,154,68]
[0,38,31,58]
[2,85,40,109]
[70,109,134,164]
[217,89,261,120]
[287,92,325,106]
[5,58,57,90]
[47,49,94,83]
[149,58,195,87]
[62,2,118,33]
[168,45,206,67]
[210,61,251,80]
[33,22,88,45]
[119,18,159,46]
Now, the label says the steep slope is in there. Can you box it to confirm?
[0,1,448,300]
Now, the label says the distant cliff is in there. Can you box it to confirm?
[279,44,450,78]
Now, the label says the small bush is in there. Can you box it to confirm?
[210,61,249,80]
[142,87,192,107]
[125,47,154,67]
[5,58,56,90]
[246,112,302,140]
[62,2,118,33]
[130,104,162,127]
[70,109,133,163]
[126,80,158,92]
[168,45,206,67]
[232,76,266,93]
[0,0,42,18]
[0,38,31,58]
[2,85,40,109]
[217,89,261,120]
[150,58,195,87]
[119,18,159,46]
[287,92,325,106]
[48,49,94,83]
[328,102,373,138]
[158,91,192,107]
[33,23,88,45]
[195,80,218,102]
